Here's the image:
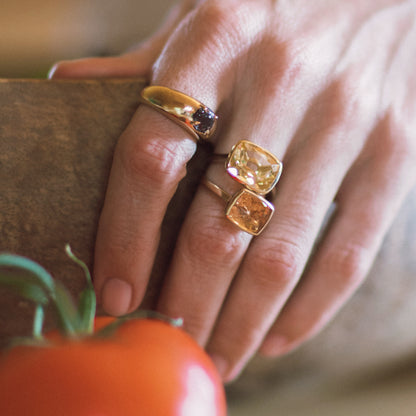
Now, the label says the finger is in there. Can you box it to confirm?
[156,180,252,345]
[48,0,195,79]
[94,106,197,316]
[260,115,416,356]
[93,1,256,316]
[203,63,388,380]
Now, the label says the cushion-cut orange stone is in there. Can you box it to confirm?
[226,189,274,235]
[226,140,282,195]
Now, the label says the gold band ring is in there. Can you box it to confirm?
[140,86,218,141]
[202,177,275,236]
[213,140,283,195]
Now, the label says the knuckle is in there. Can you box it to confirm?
[191,0,266,55]
[378,112,416,164]
[250,37,306,94]
[184,219,245,267]
[119,136,188,188]
[325,77,356,121]
[323,244,370,289]
[187,2,231,49]
[247,238,304,291]
[325,75,376,127]
[196,0,230,26]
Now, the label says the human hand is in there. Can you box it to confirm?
[50,0,416,382]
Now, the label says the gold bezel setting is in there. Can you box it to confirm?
[225,188,274,236]
[140,86,218,141]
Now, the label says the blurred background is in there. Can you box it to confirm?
[0,0,173,78]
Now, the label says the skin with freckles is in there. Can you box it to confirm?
[51,0,416,382]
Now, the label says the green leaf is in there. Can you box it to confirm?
[0,253,56,294]
[65,245,93,288]
[0,250,97,338]
[65,244,96,335]
[53,281,79,336]
[0,248,99,339]
[77,288,96,334]
[0,274,49,305]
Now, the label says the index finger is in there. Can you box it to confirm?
[93,2,251,315]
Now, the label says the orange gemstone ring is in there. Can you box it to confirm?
[140,86,218,141]
[202,177,275,236]
[216,140,283,195]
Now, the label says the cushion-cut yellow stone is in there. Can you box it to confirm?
[226,189,274,235]
[226,140,282,195]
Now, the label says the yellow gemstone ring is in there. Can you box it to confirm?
[216,140,283,195]
[202,177,275,236]
[140,86,218,141]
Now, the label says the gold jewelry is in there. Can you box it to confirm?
[202,177,275,236]
[215,140,283,195]
[140,86,218,141]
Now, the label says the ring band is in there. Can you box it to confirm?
[140,86,218,141]
[202,177,275,236]
[214,140,283,195]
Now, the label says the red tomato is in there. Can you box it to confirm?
[0,317,226,416]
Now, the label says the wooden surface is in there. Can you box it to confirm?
[0,79,210,344]
[0,79,142,341]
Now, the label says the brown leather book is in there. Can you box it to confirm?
[0,79,209,342]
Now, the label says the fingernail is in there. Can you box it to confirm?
[209,354,229,380]
[101,278,132,316]
[47,64,58,79]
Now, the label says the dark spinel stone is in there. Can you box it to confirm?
[192,106,216,133]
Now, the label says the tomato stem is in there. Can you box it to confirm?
[0,246,97,343]
[0,252,78,340]
[64,245,93,289]
[65,244,96,335]
[1,248,185,345]
[95,311,184,338]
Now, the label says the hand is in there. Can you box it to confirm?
[50,0,416,382]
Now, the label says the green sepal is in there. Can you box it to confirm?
[0,247,98,341]
[95,310,184,338]
[6,336,52,350]
[0,253,53,340]
[0,274,49,305]
[53,281,79,337]
[0,253,55,300]
[64,245,96,335]
[77,288,96,334]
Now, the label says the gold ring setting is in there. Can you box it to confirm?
[139,86,281,235]
[204,140,283,235]
[140,85,218,141]
[202,178,275,236]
